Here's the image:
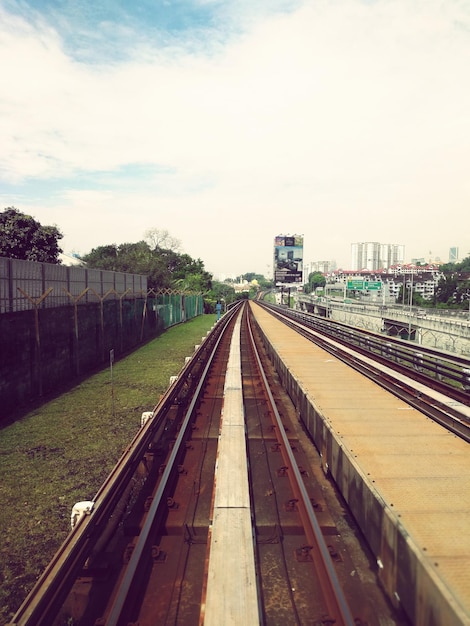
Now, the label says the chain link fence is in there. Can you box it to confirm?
[0,258,205,420]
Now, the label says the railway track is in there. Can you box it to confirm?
[260,302,470,401]
[257,301,470,442]
[8,302,408,626]
[7,303,240,626]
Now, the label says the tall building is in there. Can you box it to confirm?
[381,244,405,269]
[351,242,380,270]
[307,261,331,274]
[351,242,404,271]
[449,247,459,263]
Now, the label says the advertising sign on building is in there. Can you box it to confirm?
[274,235,304,284]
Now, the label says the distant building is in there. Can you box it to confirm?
[449,247,459,263]
[326,264,442,301]
[307,261,331,275]
[59,252,85,266]
[233,281,251,294]
[351,242,404,271]
[380,244,405,270]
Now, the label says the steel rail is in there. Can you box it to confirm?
[104,307,239,626]
[278,303,470,366]
[8,397,175,626]
[245,309,356,626]
[257,303,470,443]
[260,301,470,404]
[8,304,242,626]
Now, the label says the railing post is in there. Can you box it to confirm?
[17,287,53,396]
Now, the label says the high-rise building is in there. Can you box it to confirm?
[381,244,405,269]
[351,242,404,271]
[449,247,459,263]
[307,261,331,274]
[351,242,380,270]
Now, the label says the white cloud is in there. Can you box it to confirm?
[1,0,469,273]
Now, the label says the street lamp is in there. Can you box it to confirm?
[408,270,414,339]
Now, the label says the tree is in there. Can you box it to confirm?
[304,272,326,295]
[396,285,426,307]
[82,238,213,292]
[0,207,63,263]
[145,227,181,252]
[439,255,470,274]
[204,281,237,313]
[434,275,458,305]
[82,241,169,289]
[233,273,274,291]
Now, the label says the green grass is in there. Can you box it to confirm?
[0,314,217,625]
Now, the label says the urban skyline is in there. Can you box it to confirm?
[305,242,462,274]
[1,0,469,279]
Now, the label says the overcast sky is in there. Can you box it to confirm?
[0,0,469,278]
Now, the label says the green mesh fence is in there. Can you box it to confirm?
[149,293,203,328]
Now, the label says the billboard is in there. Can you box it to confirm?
[274,235,304,284]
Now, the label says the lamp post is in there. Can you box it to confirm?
[408,270,414,339]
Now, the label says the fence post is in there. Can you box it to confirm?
[140,297,148,342]
[88,288,117,361]
[7,259,13,313]
[63,288,90,375]
[17,287,53,396]
[118,289,131,351]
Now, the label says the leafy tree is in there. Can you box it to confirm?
[439,255,470,274]
[82,239,212,292]
[304,272,326,294]
[82,241,166,282]
[204,280,238,313]
[82,244,120,270]
[396,286,426,307]
[211,281,237,301]
[84,242,162,285]
[233,273,274,290]
[431,256,470,309]
[255,275,274,290]
[461,255,470,271]
[160,250,212,289]
[238,272,261,283]
[0,207,63,263]
[434,275,458,305]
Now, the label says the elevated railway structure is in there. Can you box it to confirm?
[265,301,470,411]
[251,301,470,625]
[298,295,470,356]
[8,301,470,626]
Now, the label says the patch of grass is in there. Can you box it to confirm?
[0,314,217,625]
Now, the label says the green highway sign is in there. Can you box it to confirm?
[347,280,364,290]
[365,281,381,290]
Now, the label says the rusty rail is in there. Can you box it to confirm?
[257,302,470,442]
[245,309,356,626]
[7,304,242,626]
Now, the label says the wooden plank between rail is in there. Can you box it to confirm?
[202,313,260,625]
